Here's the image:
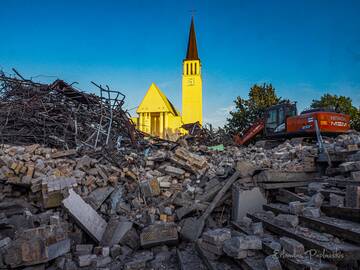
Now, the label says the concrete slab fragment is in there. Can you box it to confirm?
[62,189,107,243]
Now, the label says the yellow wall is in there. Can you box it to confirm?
[133,111,183,140]
[182,59,202,125]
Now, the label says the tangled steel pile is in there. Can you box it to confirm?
[0,70,140,150]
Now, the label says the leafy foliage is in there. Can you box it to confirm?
[225,83,281,134]
[310,94,360,131]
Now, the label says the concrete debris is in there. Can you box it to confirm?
[75,244,94,256]
[3,224,71,267]
[140,223,178,248]
[76,254,97,267]
[236,160,256,177]
[0,237,11,248]
[307,192,324,208]
[289,201,305,215]
[62,189,107,243]
[346,185,360,208]
[86,186,114,210]
[329,193,345,207]
[202,228,231,245]
[302,206,321,218]
[140,178,161,197]
[251,222,264,235]
[264,255,283,270]
[274,214,299,228]
[100,218,133,246]
[223,235,262,259]
[0,122,359,268]
[279,237,305,256]
[232,185,267,222]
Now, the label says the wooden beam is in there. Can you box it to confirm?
[263,203,360,245]
[231,221,337,270]
[260,181,310,190]
[255,170,320,183]
[247,212,360,261]
[321,205,360,223]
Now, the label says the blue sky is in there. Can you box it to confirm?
[1,0,360,127]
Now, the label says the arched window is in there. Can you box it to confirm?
[186,63,189,75]
[190,63,193,75]
[194,63,197,74]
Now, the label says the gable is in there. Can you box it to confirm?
[136,83,178,115]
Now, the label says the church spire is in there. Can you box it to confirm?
[185,16,199,60]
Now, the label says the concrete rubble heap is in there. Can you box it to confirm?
[0,81,360,270]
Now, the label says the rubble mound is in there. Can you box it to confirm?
[0,72,140,150]
[1,72,360,269]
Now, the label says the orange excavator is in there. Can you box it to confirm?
[234,102,350,145]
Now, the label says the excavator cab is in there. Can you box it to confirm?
[264,103,297,136]
[233,103,298,145]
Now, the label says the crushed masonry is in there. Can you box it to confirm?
[0,71,360,268]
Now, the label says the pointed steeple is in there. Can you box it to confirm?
[185,17,199,60]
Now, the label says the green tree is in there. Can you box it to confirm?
[226,83,281,134]
[310,94,360,131]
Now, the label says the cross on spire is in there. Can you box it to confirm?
[189,9,197,17]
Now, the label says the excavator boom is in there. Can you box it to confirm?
[233,120,265,145]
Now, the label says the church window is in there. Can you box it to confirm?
[194,63,197,74]
[190,63,193,75]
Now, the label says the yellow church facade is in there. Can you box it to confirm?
[132,17,202,140]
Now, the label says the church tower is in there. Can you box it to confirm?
[182,17,202,125]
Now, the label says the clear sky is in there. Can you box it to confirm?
[1,0,359,127]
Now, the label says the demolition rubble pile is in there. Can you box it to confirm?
[1,73,360,269]
[0,131,360,269]
[0,72,139,151]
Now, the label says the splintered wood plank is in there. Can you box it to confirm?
[263,203,360,245]
[321,205,360,223]
[248,212,360,261]
[231,221,337,270]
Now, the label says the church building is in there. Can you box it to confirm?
[132,17,203,140]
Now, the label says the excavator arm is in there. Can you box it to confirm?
[233,120,265,145]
